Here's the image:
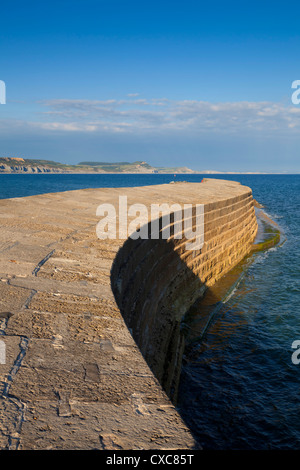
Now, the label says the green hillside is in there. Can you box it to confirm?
[0,157,194,174]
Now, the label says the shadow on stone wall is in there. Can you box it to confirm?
[110,203,257,446]
[110,220,222,403]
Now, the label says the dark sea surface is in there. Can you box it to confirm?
[0,172,299,449]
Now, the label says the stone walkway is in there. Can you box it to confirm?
[0,179,256,450]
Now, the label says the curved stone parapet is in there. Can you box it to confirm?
[111,179,257,400]
[0,179,257,449]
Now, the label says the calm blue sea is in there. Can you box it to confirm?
[0,172,299,449]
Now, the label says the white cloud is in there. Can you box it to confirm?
[2,97,300,136]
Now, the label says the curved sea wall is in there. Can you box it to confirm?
[111,180,258,400]
[0,179,257,449]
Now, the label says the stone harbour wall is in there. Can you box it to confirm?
[111,181,257,400]
[0,179,257,449]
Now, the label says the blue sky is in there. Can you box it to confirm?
[1,0,300,172]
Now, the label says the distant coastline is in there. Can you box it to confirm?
[0,157,195,175]
[0,157,292,175]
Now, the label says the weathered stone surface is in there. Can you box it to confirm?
[0,179,257,449]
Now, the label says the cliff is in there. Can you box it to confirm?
[0,157,195,174]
